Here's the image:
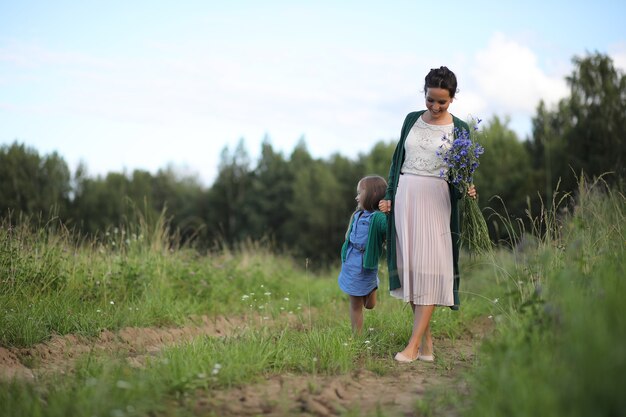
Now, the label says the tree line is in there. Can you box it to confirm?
[1,53,624,267]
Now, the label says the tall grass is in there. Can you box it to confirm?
[0,205,494,417]
[0,209,334,347]
[464,179,626,417]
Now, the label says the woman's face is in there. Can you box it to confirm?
[425,87,453,121]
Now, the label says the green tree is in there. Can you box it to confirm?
[473,116,534,242]
[528,52,626,194]
[71,172,131,234]
[245,137,294,246]
[360,140,396,180]
[0,142,71,219]
[287,156,344,266]
[203,139,253,247]
[565,52,626,183]
[526,100,570,204]
[151,166,204,243]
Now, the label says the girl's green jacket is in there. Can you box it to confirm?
[384,110,470,310]
[340,211,387,269]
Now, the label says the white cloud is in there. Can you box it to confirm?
[468,32,569,117]
[609,43,626,73]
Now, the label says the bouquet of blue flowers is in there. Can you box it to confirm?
[437,118,491,254]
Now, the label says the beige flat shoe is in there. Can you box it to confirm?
[394,352,416,363]
[418,347,435,362]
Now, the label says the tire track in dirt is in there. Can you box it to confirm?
[1,314,493,416]
[0,313,277,380]
[191,317,493,417]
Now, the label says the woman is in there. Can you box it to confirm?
[378,66,476,363]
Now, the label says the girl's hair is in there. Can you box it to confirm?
[358,175,387,211]
[424,66,458,98]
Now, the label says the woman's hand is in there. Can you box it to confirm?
[378,200,392,213]
[467,185,477,199]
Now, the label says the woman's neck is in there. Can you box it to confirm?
[422,110,453,125]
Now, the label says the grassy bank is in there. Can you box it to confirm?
[462,181,626,417]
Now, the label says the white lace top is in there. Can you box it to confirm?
[401,116,454,177]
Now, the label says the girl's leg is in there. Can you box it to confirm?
[398,304,435,360]
[364,289,377,310]
[349,295,365,333]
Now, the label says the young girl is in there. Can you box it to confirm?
[338,175,388,333]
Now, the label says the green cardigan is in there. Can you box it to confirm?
[384,110,469,310]
[340,211,387,269]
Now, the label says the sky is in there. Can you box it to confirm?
[1,0,625,186]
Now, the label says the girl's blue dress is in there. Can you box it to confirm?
[338,210,379,296]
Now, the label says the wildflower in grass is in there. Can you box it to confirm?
[437,117,491,254]
[283,297,290,301]
[264,292,271,296]
[241,294,250,300]
[116,380,132,389]
[212,363,222,375]
[110,300,115,305]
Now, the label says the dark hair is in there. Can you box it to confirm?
[424,66,458,98]
[358,175,387,211]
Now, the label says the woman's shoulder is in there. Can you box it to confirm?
[402,110,426,128]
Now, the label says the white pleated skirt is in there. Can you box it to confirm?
[389,174,454,306]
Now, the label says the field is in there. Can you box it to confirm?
[1,181,624,417]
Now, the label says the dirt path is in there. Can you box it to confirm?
[193,318,491,417]
[0,314,251,380]
[1,315,492,416]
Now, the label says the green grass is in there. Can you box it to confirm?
[0,213,336,347]
[16,183,624,417]
[461,180,626,417]
[1,208,493,417]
